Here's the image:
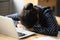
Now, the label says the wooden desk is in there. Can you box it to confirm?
[56,16,60,26]
[0,33,59,40]
[0,34,19,40]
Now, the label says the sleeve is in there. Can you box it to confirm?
[5,13,19,27]
[58,26,60,31]
[5,13,19,21]
[13,20,19,27]
[33,7,59,36]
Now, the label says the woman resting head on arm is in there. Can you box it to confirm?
[18,3,59,36]
[18,3,38,30]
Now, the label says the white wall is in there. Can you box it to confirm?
[24,0,38,5]
[13,0,24,14]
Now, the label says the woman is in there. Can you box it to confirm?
[17,3,59,36]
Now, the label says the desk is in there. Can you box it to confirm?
[56,16,60,26]
[0,33,59,40]
[0,34,18,40]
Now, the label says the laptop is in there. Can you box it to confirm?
[0,16,35,39]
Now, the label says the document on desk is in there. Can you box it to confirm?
[34,36,57,40]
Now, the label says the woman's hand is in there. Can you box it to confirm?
[17,24,34,31]
[17,24,28,30]
[17,21,34,31]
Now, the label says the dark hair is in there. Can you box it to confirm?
[20,3,39,28]
[24,3,33,10]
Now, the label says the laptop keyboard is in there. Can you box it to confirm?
[17,32,26,37]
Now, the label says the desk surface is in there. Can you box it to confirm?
[56,16,60,26]
[0,34,18,40]
[0,33,59,40]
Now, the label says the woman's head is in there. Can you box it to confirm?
[24,3,33,10]
[20,3,40,28]
[22,3,40,17]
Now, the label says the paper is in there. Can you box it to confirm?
[34,36,57,40]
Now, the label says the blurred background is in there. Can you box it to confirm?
[0,0,60,16]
